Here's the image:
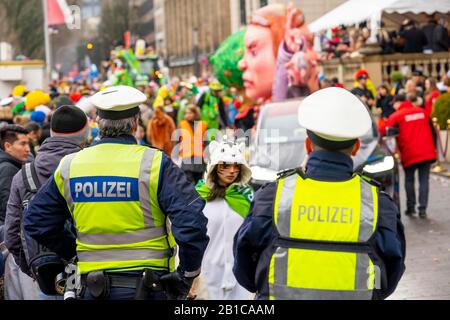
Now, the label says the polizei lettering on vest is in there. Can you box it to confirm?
[74,182,132,199]
[70,176,139,203]
[298,205,353,224]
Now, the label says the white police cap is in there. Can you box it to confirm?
[298,87,372,149]
[90,86,147,120]
[0,97,13,106]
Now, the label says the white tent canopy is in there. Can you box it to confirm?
[309,0,450,33]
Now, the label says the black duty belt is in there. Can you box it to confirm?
[81,269,166,300]
[81,273,140,289]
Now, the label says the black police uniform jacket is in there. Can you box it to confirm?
[233,150,406,300]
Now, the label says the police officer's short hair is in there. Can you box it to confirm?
[98,115,139,138]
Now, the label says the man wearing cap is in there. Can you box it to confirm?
[3,105,89,300]
[351,70,375,108]
[24,86,209,300]
[233,88,405,300]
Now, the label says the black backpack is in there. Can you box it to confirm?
[20,162,70,295]
[21,162,41,211]
[20,161,43,273]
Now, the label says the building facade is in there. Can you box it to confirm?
[164,0,345,77]
[164,0,232,77]
[130,0,156,47]
[230,0,268,33]
[231,0,346,32]
[154,0,167,59]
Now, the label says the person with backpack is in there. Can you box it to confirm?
[0,125,30,242]
[3,105,89,300]
[23,86,209,301]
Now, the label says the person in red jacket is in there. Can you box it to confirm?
[382,96,437,218]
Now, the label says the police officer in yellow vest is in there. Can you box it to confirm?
[24,86,209,300]
[233,87,406,300]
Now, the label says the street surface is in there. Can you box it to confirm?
[389,171,450,300]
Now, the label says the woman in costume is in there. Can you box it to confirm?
[194,140,254,300]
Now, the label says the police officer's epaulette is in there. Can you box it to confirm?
[360,174,382,188]
[147,145,165,153]
[277,167,306,180]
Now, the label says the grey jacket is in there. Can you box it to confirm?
[0,150,23,227]
[4,137,81,272]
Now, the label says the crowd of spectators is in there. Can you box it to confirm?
[318,16,449,60]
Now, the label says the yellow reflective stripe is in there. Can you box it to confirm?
[60,153,78,215]
[273,179,284,226]
[269,175,379,300]
[290,176,361,242]
[278,176,377,243]
[276,175,297,237]
[268,251,276,286]
[77,258,175,275]
[271,248,374,300]
[69,144,144,177]
[74,202,145,235]
[150,151,163,225]
[77,248,171,262]
[358,179,376,242]
[273,247,288,289]
[166,219,177,249]
[367,259,375,290]
[287,249,356,290]
[355,253,371,290]
[269,284,373,300]
[278,175,297,238]
[77,227,166,245]
[138,148,156,228]
[372,186,379,233]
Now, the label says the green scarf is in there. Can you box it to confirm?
[195,179,254,219]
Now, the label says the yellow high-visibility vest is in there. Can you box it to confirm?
[54,143,176,275]
[269,173,379,300]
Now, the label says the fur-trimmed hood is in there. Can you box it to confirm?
[204,140,252,189]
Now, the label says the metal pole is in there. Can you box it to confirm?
[42,0,52,79]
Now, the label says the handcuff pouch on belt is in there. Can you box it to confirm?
[86,271,110,300]
[134,269,164,300]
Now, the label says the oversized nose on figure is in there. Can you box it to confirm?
[238,58,247,71]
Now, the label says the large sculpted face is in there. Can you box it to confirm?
[238,25,277,102]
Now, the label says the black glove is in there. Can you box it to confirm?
[159,270,195,300]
